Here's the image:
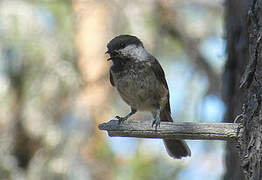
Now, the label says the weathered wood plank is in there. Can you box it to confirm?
[98,120,243,140]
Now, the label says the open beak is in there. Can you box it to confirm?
[105,50,111,61]
[107,57,113,61]
[105,50,119,61]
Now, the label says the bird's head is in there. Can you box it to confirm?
[106,35,148,64]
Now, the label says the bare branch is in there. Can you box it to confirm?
[99,120,242,141]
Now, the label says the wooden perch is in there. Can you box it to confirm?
[98,120,243,141]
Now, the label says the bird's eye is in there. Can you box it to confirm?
[120,42,125,48]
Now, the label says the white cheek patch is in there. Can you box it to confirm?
[119,45,149,61]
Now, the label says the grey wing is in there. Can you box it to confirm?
[150,57,168,90]
[109,69,115,86]
[150,57,171,114]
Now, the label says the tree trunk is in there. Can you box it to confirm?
[72,1,114,179]
[223,0,262,179]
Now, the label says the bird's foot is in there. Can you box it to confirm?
[115,116,128,124]
[152,116,161,130]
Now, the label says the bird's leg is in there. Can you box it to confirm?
[116,108,137,124]
[152,109,161,130]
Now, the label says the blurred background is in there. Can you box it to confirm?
[0,0,227,179]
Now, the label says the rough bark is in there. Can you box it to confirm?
[223,0,262,179]
[239,0,262,179]
[223,0,249,179]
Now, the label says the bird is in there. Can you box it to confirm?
[106,34,191,159]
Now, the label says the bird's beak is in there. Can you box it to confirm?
[105,50,119,61]
[105,50,111,61]
[107,57,113,61]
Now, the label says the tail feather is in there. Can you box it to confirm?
[160,108,191,159]
[163,139,191,159]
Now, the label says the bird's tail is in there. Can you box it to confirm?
[160,109,191,159]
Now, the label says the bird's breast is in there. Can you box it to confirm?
[111,62,165,110]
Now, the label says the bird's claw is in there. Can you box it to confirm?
[115,116,128,124]
[152,117,161,130]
